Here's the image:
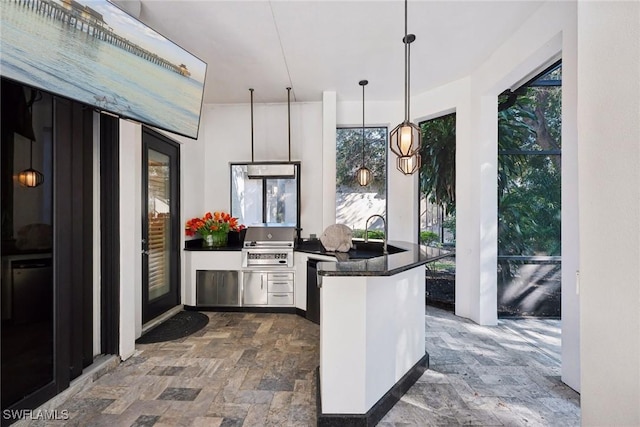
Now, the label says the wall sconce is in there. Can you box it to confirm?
[390,0,421,175]
[355,80,372,186]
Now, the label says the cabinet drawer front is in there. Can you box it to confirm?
[267,281,294,293]
[267,272,294,281]
[267,292,294,305]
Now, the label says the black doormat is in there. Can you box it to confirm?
[136,311,209,344]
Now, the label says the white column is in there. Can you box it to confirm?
[119,119,142,359]
[455,92,498,326]
[559,3,580,392]
[578,1,640,424]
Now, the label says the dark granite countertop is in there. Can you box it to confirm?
[298,239,453,277]
[184,237,453,276]
[184,238,242,251]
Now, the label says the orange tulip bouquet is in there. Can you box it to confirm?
[185,211,245,247]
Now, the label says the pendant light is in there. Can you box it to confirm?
[355,80,372,186]
[16,89,44,187]
[17,139,44,188]
[390,0,421,175]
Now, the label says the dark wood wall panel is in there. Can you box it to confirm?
[100,114,120,355]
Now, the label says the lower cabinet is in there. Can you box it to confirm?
[243,271,294,306]
[196,270,240,306]
[243,271,268,305]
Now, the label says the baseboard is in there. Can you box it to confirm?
[184,304,306,318]
[316,353,429,426]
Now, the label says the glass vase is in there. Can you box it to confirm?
[203,231,228,248]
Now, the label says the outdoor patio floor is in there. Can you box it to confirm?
[22,306,579,426]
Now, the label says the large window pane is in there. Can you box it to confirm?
[498,259,561,317]
[497,62,562,318]
[231,165,263,226]
[335,127,386,235]
[498,153,561,256]
[1,86,54,407]
[147,149,171,300]
[265,178,297,224]
[418,113,456,246]
[419,113,457,310]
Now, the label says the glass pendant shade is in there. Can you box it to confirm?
[356,165,372,186]
[390,120,421,157]
[397,153,421,175]
[17,168,44,187]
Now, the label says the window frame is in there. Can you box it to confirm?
[229,161,301,239]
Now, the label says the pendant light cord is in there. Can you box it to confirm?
[407,37,411,121]
[362,82,366,165]
[29,139,33,168]
[250,88,255,162]
[287,87,292,162]
[404,0,409,122]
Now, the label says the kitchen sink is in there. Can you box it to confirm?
[345,242,406,259]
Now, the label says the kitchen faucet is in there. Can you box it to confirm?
[364,214,388,254]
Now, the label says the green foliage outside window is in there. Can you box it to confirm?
[419,113,456,214]
[336,127,387,193]
[417,65,561,258]
[498,80,562,257]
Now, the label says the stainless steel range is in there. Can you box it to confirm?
[241,225,296,268]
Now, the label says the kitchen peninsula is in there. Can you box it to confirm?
[302,240,450,425]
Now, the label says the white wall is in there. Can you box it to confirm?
[118,120,142,359]
[577,1,640,425]
[201,101,324,237]
[192,92,421,245]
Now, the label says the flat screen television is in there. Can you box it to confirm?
[0,0,207,139]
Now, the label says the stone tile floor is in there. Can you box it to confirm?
[25,307,579,426]
[380,308,579,426]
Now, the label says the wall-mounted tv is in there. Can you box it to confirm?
[0,0,206,139]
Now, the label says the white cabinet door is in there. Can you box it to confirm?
[243,272,267,305]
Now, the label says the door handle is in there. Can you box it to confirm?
[141,250,149,255]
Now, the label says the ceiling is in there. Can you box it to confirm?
[115,0,544,104]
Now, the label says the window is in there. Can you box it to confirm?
[335,127,387,237]
[230,163,300,230]
[419,113,457,310]
[497,62,562,317]
[418,113,456,246]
